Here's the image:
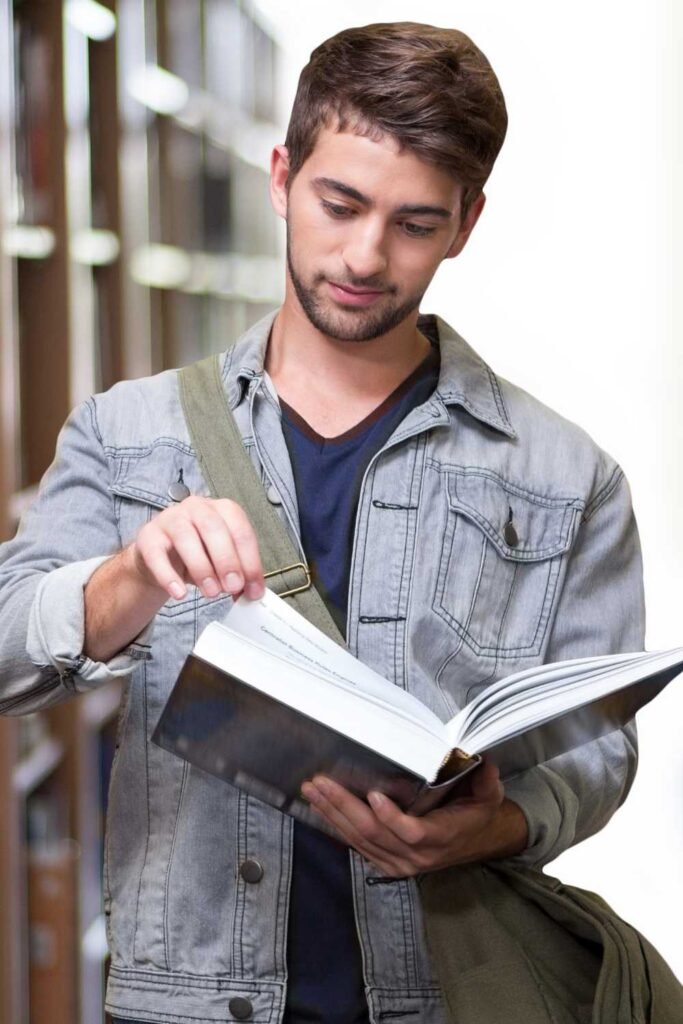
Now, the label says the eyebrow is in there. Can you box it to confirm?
[312,177,454,220]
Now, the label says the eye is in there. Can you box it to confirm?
[321,200,354,218]
[400,221,436,238]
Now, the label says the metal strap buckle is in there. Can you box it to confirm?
[263,561,311,598]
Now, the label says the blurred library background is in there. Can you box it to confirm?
[0,1,283,1021]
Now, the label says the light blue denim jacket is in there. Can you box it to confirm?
[0,312,644,1024]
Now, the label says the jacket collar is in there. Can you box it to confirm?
[420,314,516,438]
[220,309,277,408]
[220,308,516,439]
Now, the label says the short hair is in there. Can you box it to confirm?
[284,22,508,215]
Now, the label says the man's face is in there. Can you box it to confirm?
[272,127,483,342]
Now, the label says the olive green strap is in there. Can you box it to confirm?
[178,354,345,646]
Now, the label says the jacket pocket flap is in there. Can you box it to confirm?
[446,470,582,562]
[109,443,209,509]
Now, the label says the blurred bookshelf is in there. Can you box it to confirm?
[0,1,283,1021]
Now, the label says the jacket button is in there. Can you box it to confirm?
[168,481,190,502]
[229,996,253,1019]
[266,484,282,504]
[239,859,264,883]
[503,521,519,547]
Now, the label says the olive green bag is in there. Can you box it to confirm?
[421,862,683,1024]
[179,354,683,1024]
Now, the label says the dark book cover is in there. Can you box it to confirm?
[153,642,683,831]
[152,654,480,829]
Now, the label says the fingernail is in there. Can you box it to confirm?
[224,572,243,594]
[368,791,385,810]
[301,782,315,802]
[314,778,331,796]
[202,577,220,597]
[169,581,185,600]
[245,581,265,600]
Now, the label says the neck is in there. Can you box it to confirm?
[266,284,430,409]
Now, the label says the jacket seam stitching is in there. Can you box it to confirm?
[103,439,195,458]
[275,811,287,977]
[583,466,624,521]
[87,397,105,446]
[106,1003,273,1023]
[234,793,247,978]
[133,658,151,963]
[427,459,586,509]
[395,439,420,688]
[162,760,189,971]
[485,365,514,431]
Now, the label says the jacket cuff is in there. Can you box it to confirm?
[503,765,579,867]
[27,557,154,691]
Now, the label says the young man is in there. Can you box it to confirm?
[0,23,644,1024]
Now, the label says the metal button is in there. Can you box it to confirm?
[239,859,264,883]
[503,521,519,547]
[168,481,190,502]
[266,485,282,505]
[229,996,253,1020]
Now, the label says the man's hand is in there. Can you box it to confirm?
[84,497,264,663]
[301,760,529,877]
[132,496,265,602]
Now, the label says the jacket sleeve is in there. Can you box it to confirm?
[502,466,645,867]
[0,398,148,716]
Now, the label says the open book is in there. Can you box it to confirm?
[153,589,683,829]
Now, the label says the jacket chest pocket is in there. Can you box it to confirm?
[110,445,216,621]
[434,470,581,659]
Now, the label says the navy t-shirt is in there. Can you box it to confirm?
[280,343,440,1023]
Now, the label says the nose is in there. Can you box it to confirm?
[341,219,388,282]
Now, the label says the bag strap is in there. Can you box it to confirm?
[178,354,345,646]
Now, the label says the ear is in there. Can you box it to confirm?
[269,144,290,220]
[445,191,486,260]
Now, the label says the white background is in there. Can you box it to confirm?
[252,0,683,978]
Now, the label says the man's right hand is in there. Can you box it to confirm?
[83,497,264,663]
[132,496,265,602]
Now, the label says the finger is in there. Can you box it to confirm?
[215,500,264,598]
[164,518,225,597]
[133,531,189,601]
[365,793,479,873]
[307,777,385,833]
[181,503,248,596]
[302,779,375,838]
[304,778,410,859]
[366,791,429,847]
[304,796,417,877]
[469,759,504,804]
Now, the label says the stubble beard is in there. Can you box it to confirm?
[286,230,425,343]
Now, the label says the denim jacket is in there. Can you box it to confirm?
[0,312,645,1024]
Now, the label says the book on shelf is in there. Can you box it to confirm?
[152,589,683,830]
[28,840,79,1024]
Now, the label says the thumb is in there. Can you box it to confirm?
[470,759,504,803]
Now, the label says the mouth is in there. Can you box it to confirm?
[327,281,388,308]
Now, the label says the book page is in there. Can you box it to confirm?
[445,650,656,746]
[224,589,443,736]
[192,621,450,779]
[448,647,683,754]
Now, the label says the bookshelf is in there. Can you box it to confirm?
[0,1,283,1021]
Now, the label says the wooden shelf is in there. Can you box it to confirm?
[0,3,282,1023]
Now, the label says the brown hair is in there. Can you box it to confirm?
[284,22,508,215]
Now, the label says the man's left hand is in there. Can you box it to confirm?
[301,760,529,877]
